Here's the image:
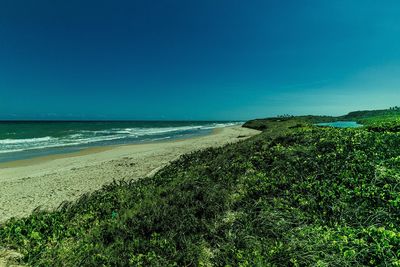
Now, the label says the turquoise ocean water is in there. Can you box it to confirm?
[0,121,242,163]
[316,121,362,128]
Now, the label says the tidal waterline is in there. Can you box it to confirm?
[0,121,242,163]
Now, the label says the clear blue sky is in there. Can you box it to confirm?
[1,0,400,120]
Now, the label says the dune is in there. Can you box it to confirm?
[0,126,260,223]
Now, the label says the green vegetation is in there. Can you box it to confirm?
[342,107,400,126]
[339,107,400,133]
[242,115,337,131]
[342,107,400,121]
[1,110,400,266]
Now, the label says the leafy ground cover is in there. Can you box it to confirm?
[1,114,400,266]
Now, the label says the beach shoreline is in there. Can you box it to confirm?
[0,128,223,169]
[0,126,259,223]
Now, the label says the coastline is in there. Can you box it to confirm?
[0,128,222,169]
[0,126,260,223]
[0,123,237,165]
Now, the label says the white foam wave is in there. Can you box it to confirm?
[0,122,242,154]
[0,136,54,145]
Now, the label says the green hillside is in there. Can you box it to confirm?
[1,113,400,266]
[341,107,400,125]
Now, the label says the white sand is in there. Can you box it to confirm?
[0,126,259,223]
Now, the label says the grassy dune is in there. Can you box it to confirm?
[1,111,400,266]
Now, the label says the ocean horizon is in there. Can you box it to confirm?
[0,121,242,163]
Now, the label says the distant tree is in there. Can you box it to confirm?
[277,114,294,118]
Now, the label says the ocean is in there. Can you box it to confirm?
[0,121,242,163]
[316,121,362,128]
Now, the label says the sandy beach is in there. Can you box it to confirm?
[0,126,259,223]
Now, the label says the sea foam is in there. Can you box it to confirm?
[0,122,242,155]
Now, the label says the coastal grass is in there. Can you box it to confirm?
[1,114,400,266]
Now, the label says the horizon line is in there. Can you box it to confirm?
[0,119,245,123]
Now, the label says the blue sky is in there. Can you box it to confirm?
[1,0,400,120]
